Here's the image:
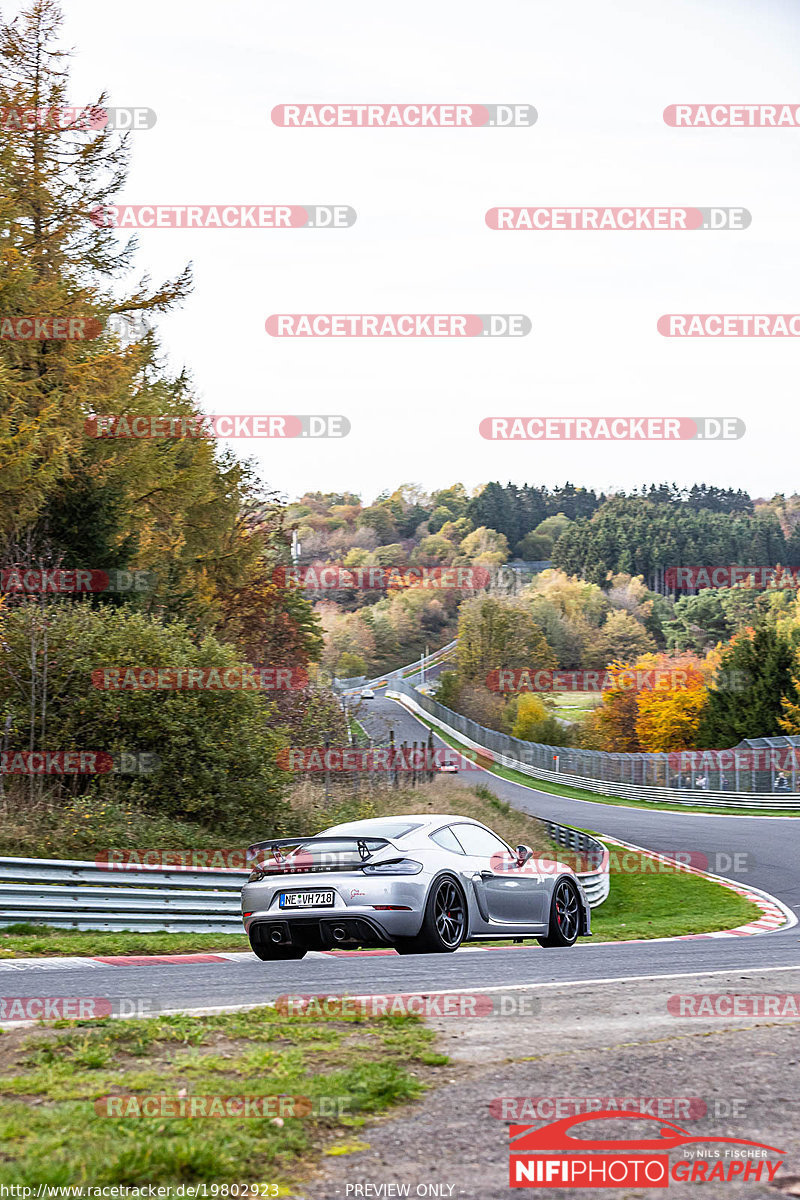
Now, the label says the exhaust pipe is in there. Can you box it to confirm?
[270,929,283,944]
[332,926,347,942]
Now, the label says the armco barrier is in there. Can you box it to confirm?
[541,823,609,907]
[0,856,247,932]
[0,809,610,929]
[387,679,800,811]
[336,640,457,693]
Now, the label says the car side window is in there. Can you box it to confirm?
[430,826,465,854]
[451,823,510,858]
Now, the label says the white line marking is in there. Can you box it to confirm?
[3,963,800,1028]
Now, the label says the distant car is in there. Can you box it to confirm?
[436,761,459,774]
[360,688,375,699]
[241,814,591,959]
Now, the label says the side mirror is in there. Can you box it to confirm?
[516,844,533,866]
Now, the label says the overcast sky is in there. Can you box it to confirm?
[29,0,800,503]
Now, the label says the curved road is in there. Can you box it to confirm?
[1,693,798,1014]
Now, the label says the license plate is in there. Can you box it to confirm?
[279,890,335,908]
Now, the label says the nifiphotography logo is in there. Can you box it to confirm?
[508,1111,785,1188]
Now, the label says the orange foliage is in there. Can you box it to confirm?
[634,653,709,752]
[583,652,711,753]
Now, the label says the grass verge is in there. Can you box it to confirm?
[582,842,762,941]
[0,1004,446,1189]
[0,926,250,958]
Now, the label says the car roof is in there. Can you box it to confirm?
[322,815,486,835]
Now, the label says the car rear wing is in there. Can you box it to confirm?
[247,835,392,875]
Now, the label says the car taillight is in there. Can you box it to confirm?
[362,859,422,875]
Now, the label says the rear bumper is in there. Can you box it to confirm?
[248,914,398,951]
[242,872,427,948]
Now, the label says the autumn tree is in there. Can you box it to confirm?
[0,1,272,631]
[634,653,709,752]
[456,594,556,684]
[580,661,642,752]
[511,693,548,739]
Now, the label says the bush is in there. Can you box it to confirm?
[0,602,288,835]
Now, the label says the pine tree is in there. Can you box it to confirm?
[696,626,798,746]
[0,2,191,533]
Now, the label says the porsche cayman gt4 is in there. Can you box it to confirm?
[242,814,591,959]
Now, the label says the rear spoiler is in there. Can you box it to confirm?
[247,836,390,863]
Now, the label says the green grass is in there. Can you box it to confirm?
[407,709,799,817]
[0,1005,442,1189]
[583,842,761,941]
[347,716,370,746]
[0,926,250,959]
[0,790,271,861]
[547,690,602,723]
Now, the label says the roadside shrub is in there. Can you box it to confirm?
[0,602,288,834]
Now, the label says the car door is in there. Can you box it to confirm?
[450,823,548,928]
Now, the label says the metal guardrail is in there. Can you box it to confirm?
[541,823,610,907]
[388,679,800,811]
[336,640,458,693]
[0,856,248,932]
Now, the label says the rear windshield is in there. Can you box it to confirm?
[325,822,422,840]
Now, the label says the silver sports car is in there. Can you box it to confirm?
[241,814,591,959]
